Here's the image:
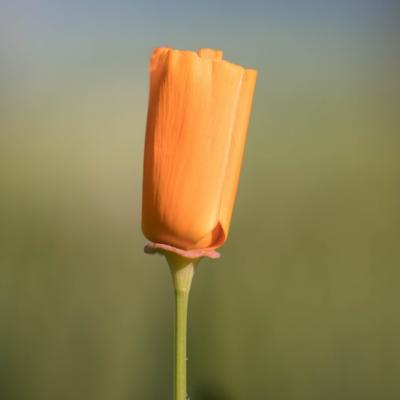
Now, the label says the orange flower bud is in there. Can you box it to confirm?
[142,47,257,257]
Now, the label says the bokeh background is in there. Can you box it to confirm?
[1,1,399,399]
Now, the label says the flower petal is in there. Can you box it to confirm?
[142,48,257,251]
[142,50,245,250]
[218,68,258,237]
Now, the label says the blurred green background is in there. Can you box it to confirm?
[1,1,399,399]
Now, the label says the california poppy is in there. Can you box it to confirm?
[142,47,257,258]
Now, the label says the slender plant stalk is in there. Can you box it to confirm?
[166,253,198,400]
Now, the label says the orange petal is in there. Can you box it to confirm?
[218,68,258,238]
[142,48,257,251]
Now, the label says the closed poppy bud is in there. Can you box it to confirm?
[142,47,257,257]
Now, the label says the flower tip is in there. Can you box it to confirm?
[197,48,223,60]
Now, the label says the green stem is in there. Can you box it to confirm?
[166,253,198,400]
[174,286,189,400]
